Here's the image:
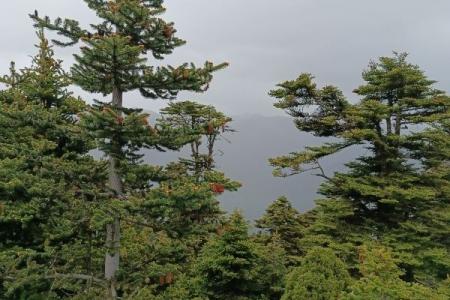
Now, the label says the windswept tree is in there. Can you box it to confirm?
[31,1,227,297]
[270,53,450,283]
[159,100,234,177]
[132,101,240,261]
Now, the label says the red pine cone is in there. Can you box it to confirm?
[116,116,124,125]
[165,272,174,284]
[159,272,175,285]
[163,25,174,38]
[210,183,225,194]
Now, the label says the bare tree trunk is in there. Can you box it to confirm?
[395,113,401,135]
[105,86,123,299]
[386,98,393,135]
[386,117,392,135]
[206,135,216,170]
[105,218,120,299]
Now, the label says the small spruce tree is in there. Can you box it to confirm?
[255,196,305,265]
[192,211,280,300]
[281,247,351,300]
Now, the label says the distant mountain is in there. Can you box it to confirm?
[142,114,362,222]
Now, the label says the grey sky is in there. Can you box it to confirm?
[1,0,450,116]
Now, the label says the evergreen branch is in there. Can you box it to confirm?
[139,62,229,99]
[30,11,89,46]
[5,273,105,285]
[46,273,105,285]
[270,142,354,177]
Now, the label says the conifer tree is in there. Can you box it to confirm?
[191,211,283,300]
[0,31,108,299]
[142,101,240,244]
[158,100,233,177]
[343,245,448,299]
[281,247,351,300]
[120,101,240,273]
[20,30,72,109]
[31,1,227,297]
[255,196,304,265]
[258,233,288,300]
[269,53,450,283]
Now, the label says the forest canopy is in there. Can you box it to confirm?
[0,1,449,299]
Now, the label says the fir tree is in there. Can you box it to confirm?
[0,32,108,299]
[31,1,227,297]
[255,196,305,265]
[269,53,450,283]
[20,30,72,109]
[258,233,288,300]
[191,211,283,300]
[281,247,351,300]
[158,100,234,177]
[119,101,240,275]
[343,245,448,300]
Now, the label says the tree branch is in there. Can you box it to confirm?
[46,273,105,285]
[313,160,332,181]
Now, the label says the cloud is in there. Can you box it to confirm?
[1,0,450,115]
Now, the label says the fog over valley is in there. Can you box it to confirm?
[143,114,361,220]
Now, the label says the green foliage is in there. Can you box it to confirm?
[31,0,227,100]
[0,32,109,299]
[271,73,349,137]
[258,234,288,299]
[271,53,450,284]
[191,211,285,300]
[192,211,260,299]
[159,100,234,175]
[23,30,72,108]
[255,196,306,265]
[342,245,448,300]
[281,247,351,300]
[30,1,231,298]
[30,0,230,202]
[0,3,448,298]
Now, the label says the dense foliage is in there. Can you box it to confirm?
[0,31,109,299]
[269,52,450,297]
[0,1,449,299]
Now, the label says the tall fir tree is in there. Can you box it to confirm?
[31,1,227,297]
[147,100,240,243]
[269,53,450,284]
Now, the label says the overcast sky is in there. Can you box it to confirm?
[1,0,450,116]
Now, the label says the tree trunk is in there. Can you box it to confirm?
[395,113,401,135]
[105,86,123,299]
[386,117,392,135]
[386,98,393,135]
